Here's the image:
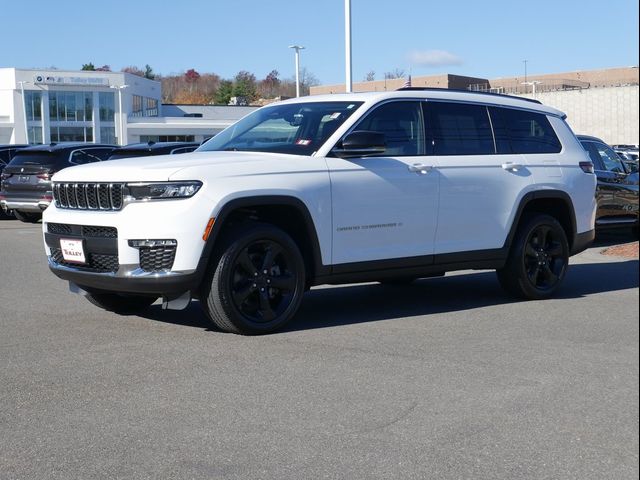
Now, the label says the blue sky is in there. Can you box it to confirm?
[2,0,638,84]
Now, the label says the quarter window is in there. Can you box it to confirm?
[498,108,561,154]
[426,102,494,155]
[355,101,425,156]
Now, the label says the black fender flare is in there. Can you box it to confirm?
[193,195,327,287]
[503,190,578,251]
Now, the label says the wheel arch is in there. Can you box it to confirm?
[505,190,577,253]
[194,195,327,288]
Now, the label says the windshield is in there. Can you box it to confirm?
[198,101,363,156]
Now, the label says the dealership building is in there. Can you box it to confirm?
[0,68,255,145]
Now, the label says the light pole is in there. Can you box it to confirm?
[110,84,128,145]
[523,59,528,84]
[345,0,352,93]
[288,45,305,97]
[17,81,31,143]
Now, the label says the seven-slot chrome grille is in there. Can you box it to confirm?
[53,183,125,211]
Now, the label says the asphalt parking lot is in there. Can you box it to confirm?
[0,219,638,480]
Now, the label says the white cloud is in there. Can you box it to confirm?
[407,50,463,67]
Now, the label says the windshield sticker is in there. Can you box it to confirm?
[296,139,312,146]
[347,104,355,109]
[329,112,341,120]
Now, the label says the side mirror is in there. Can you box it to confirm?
[333,131,386,158]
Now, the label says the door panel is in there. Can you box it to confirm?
[326,155,439,264]
[327,100,439,265]
[433,153,533,253]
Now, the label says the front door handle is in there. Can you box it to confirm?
[408,163,434,174]
[502,162,525,172]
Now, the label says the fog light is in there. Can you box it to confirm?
[128,239,178,248]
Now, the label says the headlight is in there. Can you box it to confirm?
[126,181,202,200]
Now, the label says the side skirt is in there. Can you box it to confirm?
[313,248,507,286]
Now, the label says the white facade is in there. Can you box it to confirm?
[0,68,161,145]
[519,85,639,145]
[0,68,257,146]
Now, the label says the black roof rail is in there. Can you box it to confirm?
[395,87,543,104]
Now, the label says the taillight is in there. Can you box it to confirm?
[579,161,594,174]
[37,173,51,180]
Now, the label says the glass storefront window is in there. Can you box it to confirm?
[99,92,115,121]
[132,95,143,117]
[100,126,116,144]
[50,126,93,143]
[27,126,43,144]
[48,91,93,122]
[145,97,158,117]
[139,135,195,142]
[25,91,42,121]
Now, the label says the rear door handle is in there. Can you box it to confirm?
[502,162,524,172]
[408,163,434,174]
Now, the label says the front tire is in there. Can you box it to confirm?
[497,214,569,300]
[85,292,157,313]
[201,223,306,335]
[14,211,41,223]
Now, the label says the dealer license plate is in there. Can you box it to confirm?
[60,238,86,264]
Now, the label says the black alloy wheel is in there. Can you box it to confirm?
[230,239,298,324]
[497,214,569,300]
[522,224,567,292]
[202,223,306,335]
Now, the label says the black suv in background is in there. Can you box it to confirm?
[107,142,199,160]
[578,135,639,234]
[0,145,29,218]
[0,143,115,223]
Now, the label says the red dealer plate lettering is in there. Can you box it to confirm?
[60,238,86,264]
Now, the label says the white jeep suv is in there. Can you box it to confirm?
[43,89,597,334]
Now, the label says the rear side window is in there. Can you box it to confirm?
[498,108,561,154]
[70,149,112,165]
[426,102,494,155]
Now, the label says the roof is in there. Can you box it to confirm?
[18,143,116,152]
[114,142,200,151]
[273,89,566,117]
[576,135,606,143]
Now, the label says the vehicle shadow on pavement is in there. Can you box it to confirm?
[284,260,639,332]
[137,259,638,333]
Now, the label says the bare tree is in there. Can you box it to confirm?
[384,68,405,80]
[364,70,376,82]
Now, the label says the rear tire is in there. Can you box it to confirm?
[85,292,157,314]
[200,223,306,335]
[14,211,42,223]
[497,214,569,300]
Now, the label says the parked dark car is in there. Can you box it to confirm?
[0,145,29,219]
[578,135,639,235]
[0,143,116,223]
[107,142,200,160]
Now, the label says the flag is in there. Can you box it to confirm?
[400,75,412,89]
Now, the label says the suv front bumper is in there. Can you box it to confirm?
[48,259,200,295]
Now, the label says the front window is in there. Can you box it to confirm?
[198,101,363,156]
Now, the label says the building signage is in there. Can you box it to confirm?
[33,75,110,86]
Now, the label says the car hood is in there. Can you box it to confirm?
[51,151,305,183]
